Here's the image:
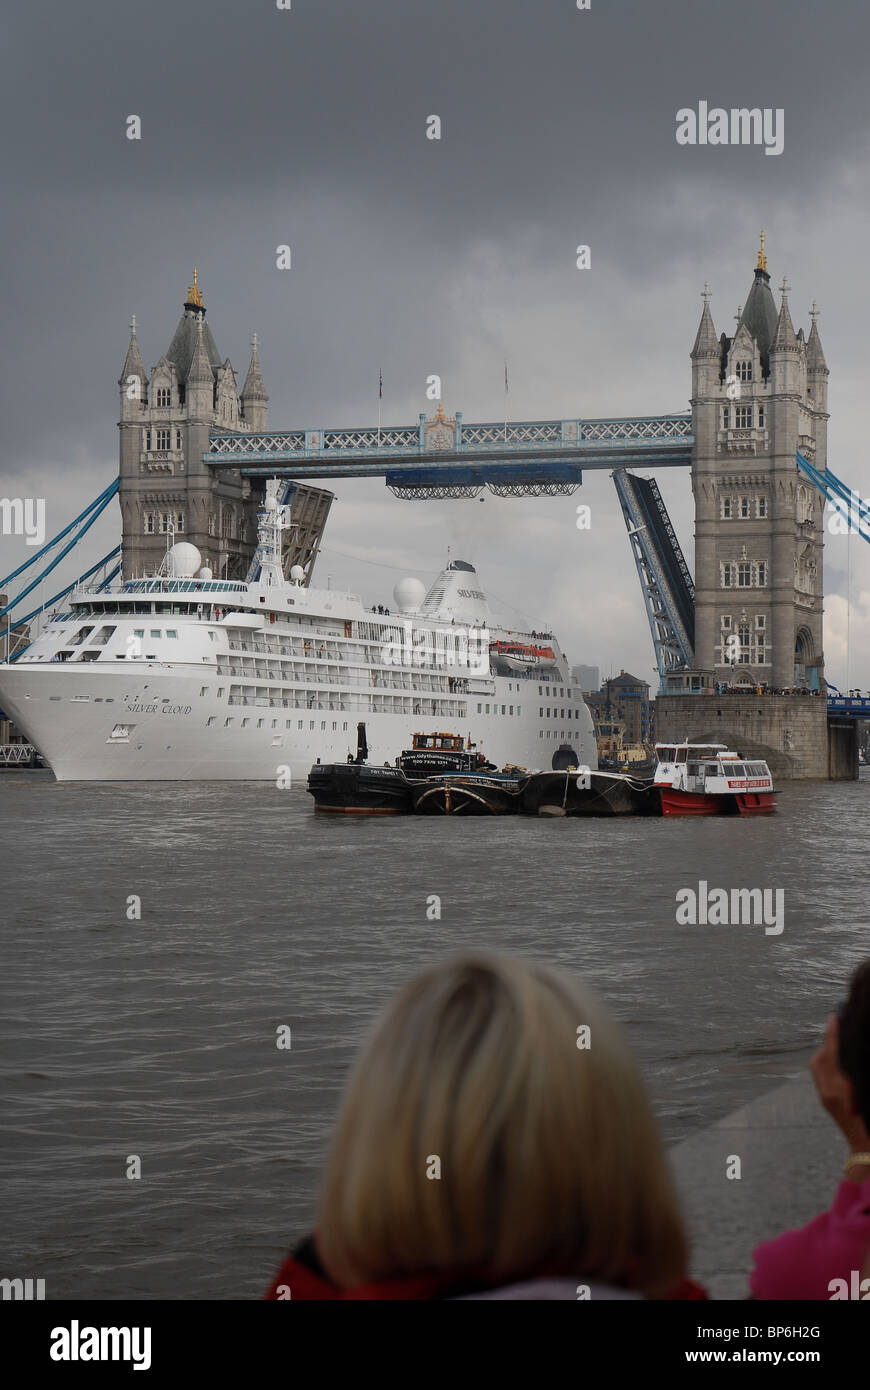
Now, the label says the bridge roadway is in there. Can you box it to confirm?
[827,694,870,718]
[203,412,693,484]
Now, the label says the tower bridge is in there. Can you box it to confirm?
[203,408,693,488]
[3,237,865,775]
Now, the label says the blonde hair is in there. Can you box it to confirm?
[316,952,687,1295]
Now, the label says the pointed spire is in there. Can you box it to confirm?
[772,276,798,351]
[737,239,778,374]
[241,332,268,402]
[692,283,719,357]
[119,313,147,386]
[185,266,204,310]
[806,302,828,373]
[756,230,767,273]
[187,312,213,384]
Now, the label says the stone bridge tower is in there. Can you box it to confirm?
[690,235,828,692]
[118,270,270,580]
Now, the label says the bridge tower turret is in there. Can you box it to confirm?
[117,269,268,579]
[690,235,827,693]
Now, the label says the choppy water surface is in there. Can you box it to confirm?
[2,771,869,1298]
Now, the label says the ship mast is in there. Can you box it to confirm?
[254,478,286,587]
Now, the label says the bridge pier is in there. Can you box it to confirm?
[654,692,844,779]
[827,717,859,780]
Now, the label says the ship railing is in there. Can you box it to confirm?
[216,665,456,692]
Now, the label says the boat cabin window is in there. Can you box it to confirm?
[705,763,720,779]
[675,747,688,763]
[659,746,676,761]
[69,626,95,647]
[92,626,117,646]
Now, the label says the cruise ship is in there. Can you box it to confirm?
[0,482,597,781]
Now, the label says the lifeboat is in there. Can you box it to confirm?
[488,639,557,672]
[530,644,556,667]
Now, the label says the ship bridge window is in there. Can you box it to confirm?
[675,748,687,763]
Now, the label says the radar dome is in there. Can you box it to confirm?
[393,577,427,613]
[197,565,213,581]
[166,542,202,578]
[289,564,306,583]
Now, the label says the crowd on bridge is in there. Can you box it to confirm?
[714,681,826,696]
[263,951,870,1301]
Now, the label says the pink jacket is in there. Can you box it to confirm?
[750,1173,870,1299]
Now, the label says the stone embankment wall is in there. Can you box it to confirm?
[655,694,854,780]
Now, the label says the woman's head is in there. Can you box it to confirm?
[316,951,687,1295]
[838,961,870,1130]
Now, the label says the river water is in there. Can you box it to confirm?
[2,770,869,1298]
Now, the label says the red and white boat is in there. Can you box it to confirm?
[653,741,777,816]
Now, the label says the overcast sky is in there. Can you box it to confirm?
[2,0,870,690]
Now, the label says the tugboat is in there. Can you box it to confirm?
[654,742,776,816]
[306,725,497,814]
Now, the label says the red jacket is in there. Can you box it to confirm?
[263,1235,708,1300]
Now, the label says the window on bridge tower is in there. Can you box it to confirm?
[736,361,753,381]
[156,388,171,408]
[736,408,752,429]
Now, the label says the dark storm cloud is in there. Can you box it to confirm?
[2,0,870,687]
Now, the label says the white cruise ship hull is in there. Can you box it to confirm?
[0,514,598,783]
[0,662,595,782]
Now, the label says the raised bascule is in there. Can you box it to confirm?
[1,238,866,776]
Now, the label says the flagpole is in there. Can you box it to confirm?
[503,360,508,443]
